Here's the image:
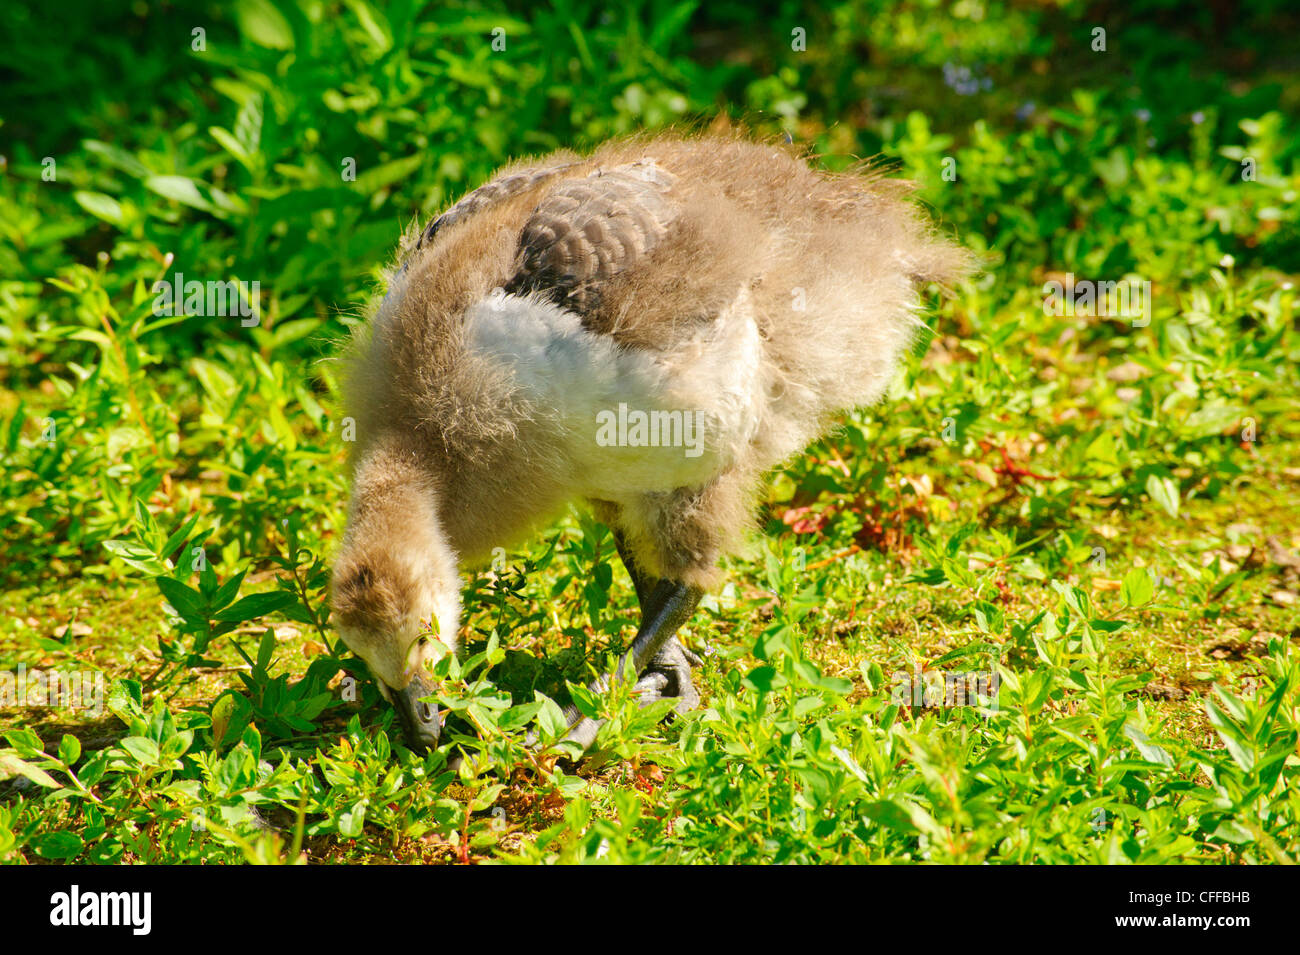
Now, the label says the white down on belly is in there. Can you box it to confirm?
[461,287,765,497]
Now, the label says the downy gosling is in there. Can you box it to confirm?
[331,132,970,752]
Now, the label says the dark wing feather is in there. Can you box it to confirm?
[503,161,678,316]
[412,161,580,255]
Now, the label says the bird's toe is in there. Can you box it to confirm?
[633,670,671,697]
[641,639,702,712]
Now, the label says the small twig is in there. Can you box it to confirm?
[804,545,861,572]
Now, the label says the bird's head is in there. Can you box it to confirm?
[331,452,461,752]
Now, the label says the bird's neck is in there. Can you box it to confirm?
[333,435,462,680]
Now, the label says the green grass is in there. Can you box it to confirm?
[2,0,1299,864]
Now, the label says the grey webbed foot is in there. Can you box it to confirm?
[609,524,702,710]
[634,637,702,712]
[562,577,703,752]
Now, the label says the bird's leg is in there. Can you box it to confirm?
[608,528,703,697]
[610,526,657,608]
[563,577,703,751]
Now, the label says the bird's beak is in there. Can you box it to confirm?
[388,668,441,752]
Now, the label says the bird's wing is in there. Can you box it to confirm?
[503,160,678,316]
[412,160,580,255]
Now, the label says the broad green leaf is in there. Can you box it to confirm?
[498,701,544,731]
[73,191,126,228]
[353,154,425,195]
[119,737,161,767]
[535,692,568,741]
[157,576,207,620]
[339,799,368,837]
[4,729,45,757]
[34,831,84,860]
[0,752,61,788]
[1120,566,1154,607]
[145,175,213,211]
[1145,474,1180,518]
[236,0,295,49]
[213,590,296,622]
[1205,698,1254,772]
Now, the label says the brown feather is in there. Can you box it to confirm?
[502,161,678,318]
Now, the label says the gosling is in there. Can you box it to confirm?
[331,132,969,752]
